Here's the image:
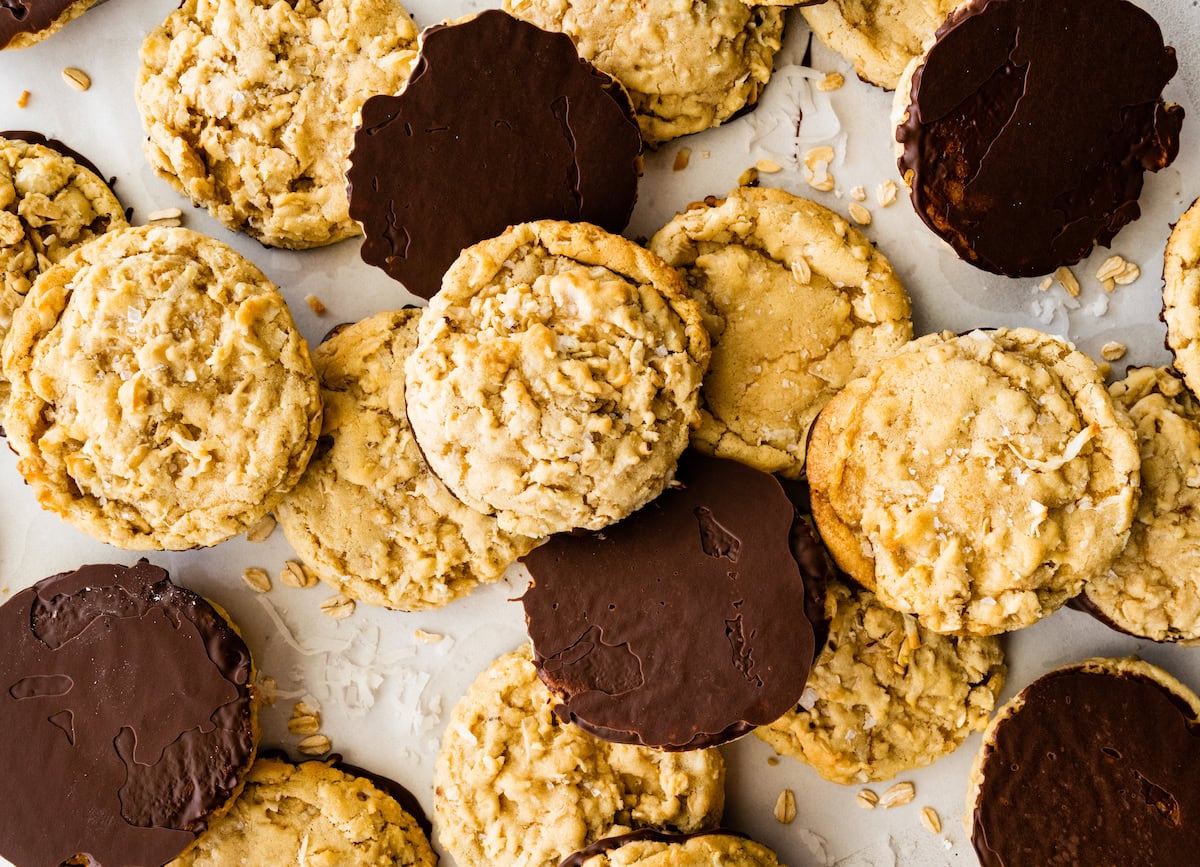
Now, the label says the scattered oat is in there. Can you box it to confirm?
[241,567,271,593]
[755,158,783,174]
[1100,341,1127,361]
[848,201,872,226]
[414,628,445,644]
[856,789,879,810]
[876,180,898,207]
[804,146,835,168]
[738,166,759,187]
[296,734,332,756]
[672,147,691,171]
[817,71,845,91]
[850,185,867,201]
[305,293,327,315]
[1095,255,1140,291]
[1054,266,1081,298]
[1038,276,1054,291]
[767,756,779,767]
[803,146,835,192]
[1097,360,1113,378]
[147,207,183,224]
[774,789,797,825]
[280,560,319,589]
[880,781,916,808]
[700,150,711,159]
[288,701,322,735]
[903,614,921,650]
[920,806,942,834]
[245,513,276,543]
[16,90,30,108]
[257,675,279,707]
[320,593,355,620]
[61,67,91,91]
[791,256,812,285]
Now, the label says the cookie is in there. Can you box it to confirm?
[503,0,785,144]
[894,0,1184,278]
[1163,197,1200,396]
[2,225,322,550]
[0,561,257,867]
[802,0,961,90]
[1,0,97,49]
[806,328,1140,635]
[404,220,708,538]
[967,657,1200,866]
[275,309,537,611]
[348,10,642,301]
[0,133,128,417]
[137,0,419,249]
[522,452,816,750]
[1073,367,1200,643]
[562,830,783,867]
[649,187,912,478]
[169,757,436,867]
[434,646,726,867]
[758,580,1005,784]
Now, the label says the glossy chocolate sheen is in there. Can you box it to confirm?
[0,561,255,867]
[897,0,1183,278]
[560,829,749,867]
[777,477,835,658]
[973,667,1200,866]
[1,0,80,49]
[522,453,816,751]
[348,10,642,300]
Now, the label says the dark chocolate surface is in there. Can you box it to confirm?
[777,477,835,658]
[973,666,1200,866]
[0,561,255,867]
[897,0,1183,278]
[522,453,815,751]
[0,0,82,49]
[559,829,750,867]
[347,10,642,300]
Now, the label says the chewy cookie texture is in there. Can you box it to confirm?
[2,225,322,550]
[562,829,784,867]
[1163,197,1200,396]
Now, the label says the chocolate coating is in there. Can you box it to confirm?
[348,10,642,299]
[973,666,1200,866]
[1,0,81,49]
[777,477,835,658]
[560,829,749,867]
[522,453,816,751]
[0,561,256,867]
[897,0,1183,278]
[0,130,109,181]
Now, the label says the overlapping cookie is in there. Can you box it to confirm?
[1,0,99,49]
[1163,197,1200,395]
[562,830,784,866]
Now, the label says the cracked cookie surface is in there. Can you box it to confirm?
[1164,198,1200,395]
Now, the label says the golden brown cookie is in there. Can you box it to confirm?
[649,187,912,477]
[2,226,322,550]
[563,830,784,867]
[1164,198,1200,395]
[807,328,1140,634]
[275,310,538,611]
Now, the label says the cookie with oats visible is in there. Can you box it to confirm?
[405,220,708,538]
[434,646,725,867]
[2,226,322,550]
[649,186,912,478]
[275,309,538,612]
[806,328,1140,635]
[169,757,435,867]
[758,580,1005,785]
[0,0,98,49]
[137,0,418,248]
[1164,198,1200,396]
[503,0,785,143]
[562,830,783,867]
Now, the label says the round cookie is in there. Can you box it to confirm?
[1163,197,1200,396]
[967,658,1200,866]
[1,0,97,49]
[0,561,258,867]
[802,0,961,90]
[894,0,1184,278]
[348,10,642,301]
[275,309,537,611]
[649,186,912,478]
[404,220,709,538]
[1076,367,1200,642]
[563,830,783,867]
[806,328,1140,635]
[2,226,322,550]
[169,757,435,866]
[503,0,786,144]
[522,452,816,750]
[137,0,419,249]
[434,646,726,867]
[0,134,128,416]
[757,580,1005,784]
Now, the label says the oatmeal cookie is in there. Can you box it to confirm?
[1164,197,1200,395]
[649,187,912,477]
[1,0,98,49]
[435,646,725,867]
[807,328,1140,634]
[275,310,538,611]
[2,226,322,549]
[405,220,708,538]
[758,581,1005,784]
[563,830,783,867]
[137,0,418,248]
[503,0,785,143]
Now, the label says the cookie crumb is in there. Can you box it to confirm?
[804,146,835,192]
[767,756,779,766]
[920,806,942,834]
[1100,341,1127,361]
[280,560,319,589]
[856,789,879,810]
[147,207,183,228]
[61,67,91,92]
[16,90,30,108]
[1054,266,1081,297]
[673,147,691,171]
[304,293,327,315]
[774,789,797,824]
[414,628,445,643]
[850,185,867,202]
[320,593,355,620]
[257,675,279,707]
[880,781,915,808]
[738,166,760,186]
[296,733,332,756]
[241,567,271,593]
[1038,276,1054,291]
[876,180,898,207]
[756,158,783,174]
[848,202,872,226]
[817,71,845,91]
[245,513,276,542]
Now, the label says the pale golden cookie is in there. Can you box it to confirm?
[2,226,322,550]
[275,310,538,611]
[803,0,962,89]
[1081,367,1200,642]
[0,136,128,416]
[405,220,708,538]
[1164,198,1200,395]
[503,0,785,143]
[169,757,436,867]
[807,328,1140,635]
[572,833,783,866]
[758,581,1005,784]
[434,646,726,867]
[649,187,912,477]
[137,0,418,248]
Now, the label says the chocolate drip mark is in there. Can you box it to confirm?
[550,95,583,214]
[724,615,761,687]
[696,507,741,561]
[1136,772,1181,828]
[47,710,74,745]
[540,625,643,697]
[9,673,73,699]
